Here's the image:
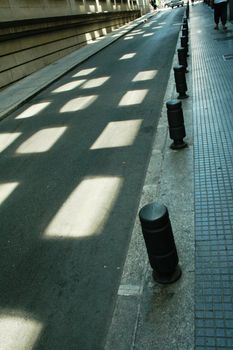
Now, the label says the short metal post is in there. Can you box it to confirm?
[166,99,187,149]
[183,17,188,25]
[183,22,189,31]
[180,36,189,56]
[139,202,182,284]
[177,48,188,72]
[186,2,190,19]
[173,65,188,99]
[180,35,188,47]
[182,28,189,39]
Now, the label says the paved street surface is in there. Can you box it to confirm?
[0,9,184,350]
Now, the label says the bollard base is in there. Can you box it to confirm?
[178,93,189,99]
[170,140,187,150]
[152,265,182,284]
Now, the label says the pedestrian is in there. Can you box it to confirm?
[150,0,157,9]
[212,0,228,31]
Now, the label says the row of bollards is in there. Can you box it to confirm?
[139,12,191,284]
[174,17,189,101]
[171,14,190,149]
[186,1,190,19]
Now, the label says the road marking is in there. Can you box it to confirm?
[118,284,142,297]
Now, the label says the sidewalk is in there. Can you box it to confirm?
[192,4,233,350]
[105,3,233,350]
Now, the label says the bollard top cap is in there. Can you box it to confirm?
[177,47,186,53]
[166,99,182,110]
[139,202,169,229]
[173,65,185,72]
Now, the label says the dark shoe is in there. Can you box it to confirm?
[214,25,219,30]
[223,26,227,31]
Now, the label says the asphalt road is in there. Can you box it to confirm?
[0,8,184,350]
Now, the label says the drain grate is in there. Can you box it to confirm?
[223,53,233,61]
[215,35,233,41]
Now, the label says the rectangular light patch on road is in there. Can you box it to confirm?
[143,33,154,37]
[60,96,98,112]
[128,30,145,36]
[0,133,21,152]
[90,119,143,149]
[81,77,110,89]
[131,29,144,33]
[0,312,43,350]
[44,176,123,238]
[0,182,19,206]
[152,26,162,29]
[52,80,86,93]
[119,90,148,106]
[15,102,50,119]
[73,68,97,77]
[16,127,67,154]
[119,53,136,60]
[132,70,157,82]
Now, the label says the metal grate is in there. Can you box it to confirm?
[215,35,233,41]
[223,53,233,61]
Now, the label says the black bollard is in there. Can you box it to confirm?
[186,3,190,19]
[180,36,189,56]
[139,202,182,284]
[183,17,188,27]
[177,48,188,72]
[173,65,188,99]
[182,28,189,40]
[183,22,189,31]
[180,35,188,47]
[166,99,187,149]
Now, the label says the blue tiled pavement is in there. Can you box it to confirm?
[191,3,233,349]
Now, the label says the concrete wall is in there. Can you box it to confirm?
[0,0,150,89]
[0,0,149,20]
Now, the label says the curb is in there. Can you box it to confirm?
[104,10,194,350]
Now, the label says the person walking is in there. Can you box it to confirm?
[212,0,228,30]
[150,0,157,9]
